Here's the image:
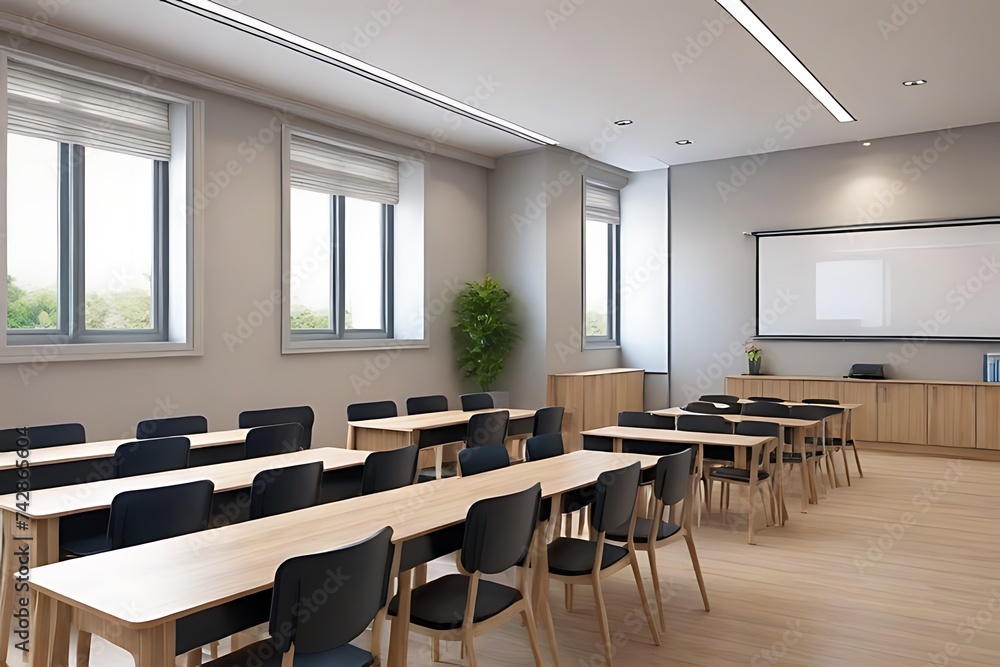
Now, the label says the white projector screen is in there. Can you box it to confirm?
[756,220,1000,339]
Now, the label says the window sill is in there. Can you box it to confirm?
[282,338,429,354]
[582,340,622,351]
[0,340,200,364]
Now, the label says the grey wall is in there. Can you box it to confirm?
[0,41,489,445]
[670,122,1000,403]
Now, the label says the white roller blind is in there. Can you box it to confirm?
[6,60,172,161]
[585,181,620,224]
[290,135,399,205]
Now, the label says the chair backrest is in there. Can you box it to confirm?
[683,401,740,415]
[250,461,323,520]
[269,527,394,655]
[532,406,565,436]
[466,410,509,448]
[460,484,541,575]
[361,445,419,495]
[135,415,208,440]
[239,406,315,449]
[676,414,732,434]
[458,443,510,476]
[699,394,739,404]
[346,400,398,422]
[113,437,191,478]
[244,423,305,459]
[802,398,840,405]
[525,433,564,462]
[748,396,785,403]
[617,411,676,429]
[0,423,86,452]
[742,401,791,418]
[654,448,695,506]
[405,395,448,415]
[788,404,841,421]
[460,392,494,412]
[735,420,781,466]
[109,480,214,549]
[590,462,642,534]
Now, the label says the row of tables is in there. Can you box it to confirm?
[4,401,858,666]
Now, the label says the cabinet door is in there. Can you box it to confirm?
[926,385,976,448]
[740,379,763,399]
[547,375,584,452]
[615,370,645,413]
[976,386,1000,450]
[839,382,879,442]
[877,383,927,444]
[725,378,744,398]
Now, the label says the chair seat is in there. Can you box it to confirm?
[806,437,853,447]
[416,463,457,483]
[60,535,112,558]
[606,517,681,544]
[771,451,817,463]
[709,467,770,482]
[387,573,521,631]
[547,537,628,577]
[203,639,373,667]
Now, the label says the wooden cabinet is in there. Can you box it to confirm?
[925,385,976,448]
[877,383,927,445]
[838,382,879,442]
[548,368,644,451]
[976,386,1000,450]
[725,378,802,401]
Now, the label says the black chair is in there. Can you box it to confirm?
[532,406,564,436]
[802,398,862,481]
[606,449,708,631]
[346,400,398,422]
[62,480,215,557]
[789,404,842,488]
[465,410,509,448]
[612,412,687,456]
[526,433,593,536]
[748,396,785,403]
[683,401,741,416]
[361,445,419,495]
[699,394,740,405]
[709,421,781,533]
[112,436,191,478]
[405,395,449,415]
[677,414,734,517]
[742,401,792,418]
[249,462,323,520]
[547,463,660,664]
[458,443,510,477]
[525,433,565,462]
[388,485,548,666]
[460,392,494,412]
[135,415,208,440]
[0,423,85,452]
[239,406,315,449]
[204,527,395,667]
[244,423,304,459]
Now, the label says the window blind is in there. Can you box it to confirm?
[6,61,171,161]
[585,181,620,224]
[290,135,399,205]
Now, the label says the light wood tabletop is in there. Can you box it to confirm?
[0,429,251,472]
[26,450,658,667]
[347,408,536,434]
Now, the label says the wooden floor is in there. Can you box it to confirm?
[8,451,1000,666]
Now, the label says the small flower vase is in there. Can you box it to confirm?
[748,357,761,375]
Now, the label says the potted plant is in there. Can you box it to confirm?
[745,341,762,375]
[453,276,519,391]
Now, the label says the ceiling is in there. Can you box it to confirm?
[2,0,999,171]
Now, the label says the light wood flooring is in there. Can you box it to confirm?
[7,451,999,666]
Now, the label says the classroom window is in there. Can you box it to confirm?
[5,60,179,346]
[287,134,396,342]
[583,181,620,346]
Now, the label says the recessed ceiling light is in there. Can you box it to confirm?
[675,140,693,145]
[903,79,927,86]
[716,0,855,123]
[862,141,871,146]
[160,0,558,146]
[614,119,634,126]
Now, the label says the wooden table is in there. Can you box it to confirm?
[347,408,537,476]
[0,447,370,665]
[580,426,776,544]
[0,429,254,494]
[734,399,861,452]
[652,408,821,516]
[25,451,657,667]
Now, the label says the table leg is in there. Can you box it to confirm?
[131,622,176,667]
[694,444,704,527]
[5,514,60,667]
[796,427,810,513]
[747,444,760,545]
[388,567,412,667]
[774,430,787,526]
[613,438,622,454]
[346,424,356,450]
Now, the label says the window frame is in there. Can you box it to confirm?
[289,192,394,342]
[583,182,621,349]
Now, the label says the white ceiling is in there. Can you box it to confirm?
[3,0,999,171]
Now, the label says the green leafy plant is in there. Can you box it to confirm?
[744,341,762,362]
[453,276,519,391]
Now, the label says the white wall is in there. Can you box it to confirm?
[669,122,1000,403]
[0,41,489,445]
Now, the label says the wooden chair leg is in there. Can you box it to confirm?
[592,577,615,665]
[465,630,478,667]
[703,475,713,517]
[852,444,864,477]
[210,641,219,659]
[684,532,710,612]
[538,589,560,666]
[841,446,852,486]
[646,545,666,632]
[184,649,203,667]
[564,583,574,612]
[521,604,544,666]
[628,554,660,646]
[76,630,92,667]
[431,637,440,662]
[434,447,443,480]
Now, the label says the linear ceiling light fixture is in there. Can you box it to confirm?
[715,0,855,123]
[160,0,558,145]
